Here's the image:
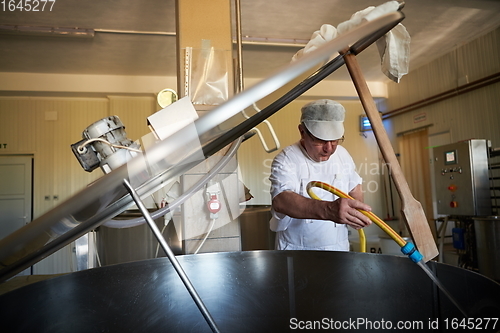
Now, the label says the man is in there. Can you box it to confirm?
[269,99,372,251]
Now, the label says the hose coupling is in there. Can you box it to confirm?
[401,242,423,263]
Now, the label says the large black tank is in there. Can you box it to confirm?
[1,251,499,332]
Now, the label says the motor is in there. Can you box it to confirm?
[71,116,141,174]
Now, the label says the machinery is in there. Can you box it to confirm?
[433,139,491,216]
[1,6,499,332]
[433,139,500,281]
[71,116,141,174]
[69,97,243,265]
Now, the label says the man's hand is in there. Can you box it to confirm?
[272,189,372,229]
[325,198,372,229]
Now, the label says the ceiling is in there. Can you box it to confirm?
[1,0,500,84]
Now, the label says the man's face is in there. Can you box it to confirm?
[299,124,343,162]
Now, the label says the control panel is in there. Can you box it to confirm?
[433,139,491,216]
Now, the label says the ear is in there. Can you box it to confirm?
[298,124,306,139]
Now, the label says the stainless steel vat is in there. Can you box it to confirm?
[0,251,499,332]
[96,210,182,266]
[239,205,275,251]
[474,216,500,281]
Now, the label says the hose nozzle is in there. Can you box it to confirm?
[401,242,423,263]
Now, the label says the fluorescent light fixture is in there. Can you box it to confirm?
[360,111,384,132]
[360,115,372,132]
[0,24,95,38]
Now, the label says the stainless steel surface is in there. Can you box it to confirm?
[433,139,492,216]
[0,251,499,332]
[74,233,89,271]
[474,216,500,281]
[0,12,404,282]
[97,210,181,265]
[240,205,275,251]
[123,179,220,333]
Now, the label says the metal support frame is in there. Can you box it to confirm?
[123,179,220,333]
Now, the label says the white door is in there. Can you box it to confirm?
[0,155,33,276]
[0,156,33,240]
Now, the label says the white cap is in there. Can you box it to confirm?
[300,99,345,141]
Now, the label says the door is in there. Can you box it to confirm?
[0,156,33,241]
[398,128,436,239]
[0,155,33,276]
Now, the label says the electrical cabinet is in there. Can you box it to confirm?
[433,139,491,216]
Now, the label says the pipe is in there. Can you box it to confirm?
[0,24,94,38]
[383,72,500,119]
[194,218,217,254]
[95,27,307,47]
[237,38,306,48]
[123,179,221,333]
[234,0,244,93]
[94,28,176,36]
[234,0,281,154]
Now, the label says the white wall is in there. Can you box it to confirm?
[384,27,500,148]
[0,96,156,218]
[381,27,500,221]
[0,95,156,275]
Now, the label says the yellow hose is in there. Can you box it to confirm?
[306,181,407,249]
[307,182,367,252]
[358,224,366,253]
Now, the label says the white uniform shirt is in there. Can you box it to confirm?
[269,142,362,251]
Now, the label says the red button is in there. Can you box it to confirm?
[447,185,457,192]
[450,201,458,208]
